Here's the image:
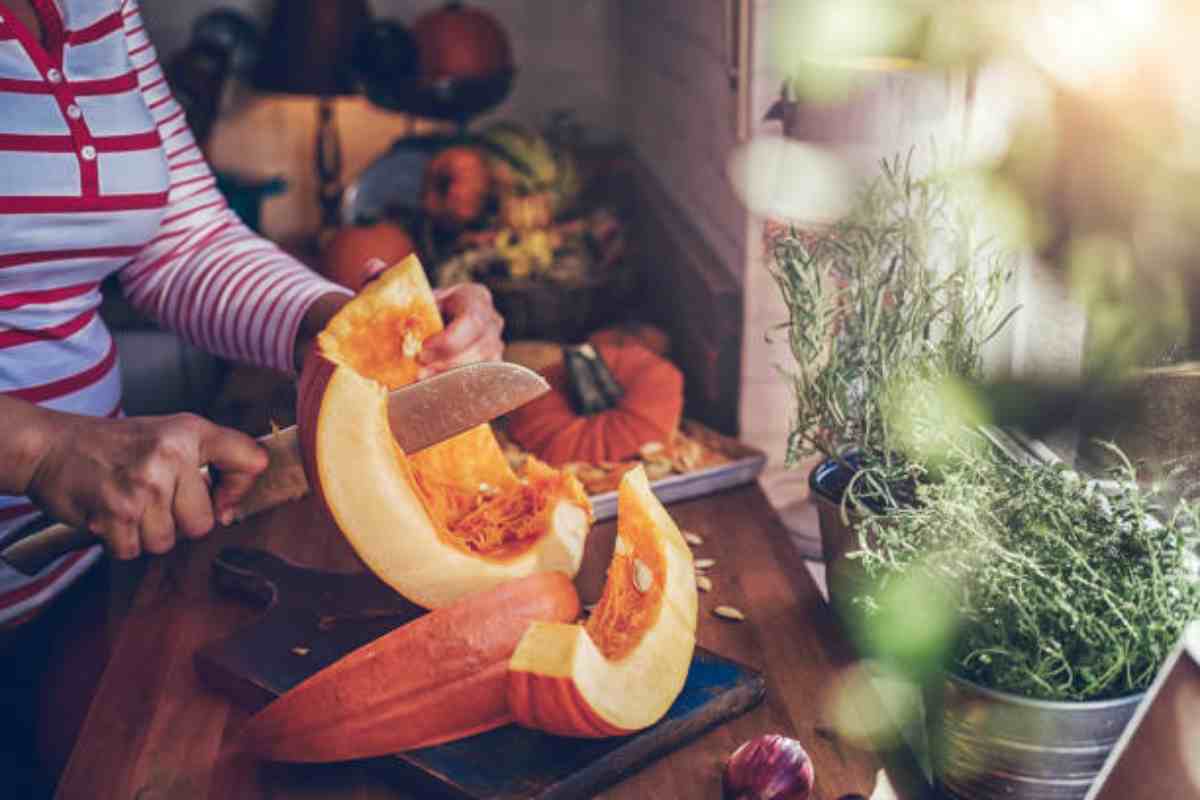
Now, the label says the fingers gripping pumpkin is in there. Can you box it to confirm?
[298,254,593,608]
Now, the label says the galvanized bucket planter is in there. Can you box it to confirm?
[809,457,873,615]
[928,674,1143,800]
[810,458,1144,800]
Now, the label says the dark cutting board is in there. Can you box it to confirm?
[194,547,766,800]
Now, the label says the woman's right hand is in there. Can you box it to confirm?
[23,412,268,560]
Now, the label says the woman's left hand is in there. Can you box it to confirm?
[418,283,505,378]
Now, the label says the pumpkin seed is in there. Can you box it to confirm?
[614,536,631,555]
[684,531,704,547]
[633,559,653,593]
[694,558,716,570]
[639,441,665,458]
[713,606,745,622]
[696,575,712,592]
[291,646,311,656]
[403,331,422,359]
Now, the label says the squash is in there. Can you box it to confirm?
[504,342,685,466]
[412,2,512,82]
[499,191,554,232]
[321,220,416,292]
[422,145,492,228]
[241,571,580,762]
[298,254,593,608]
[507,466,698,736]
[481,122,581,219]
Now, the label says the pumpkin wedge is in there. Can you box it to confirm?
[298,254,593,609]
[241,572,580,762]
[507,466,698,737]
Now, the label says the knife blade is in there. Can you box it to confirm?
[0,361,549,576]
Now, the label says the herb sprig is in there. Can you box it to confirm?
[854,441,1200,702]
[769,152,1016,506]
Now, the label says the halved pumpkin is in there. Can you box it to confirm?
[241,571,580,762]
[298,254,593,609]
[507,466,698,737]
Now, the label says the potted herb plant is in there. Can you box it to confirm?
[852,441,1200,800]
[768,152,1016,603]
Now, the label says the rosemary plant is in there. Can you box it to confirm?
[854,440,1200,702]
[769,152,1016,506]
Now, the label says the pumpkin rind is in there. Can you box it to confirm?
[507,466,698,737]
[298,255,593,608]
[505,342,684,466]
[241,572,580,762]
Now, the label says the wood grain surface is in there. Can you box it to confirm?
[51,485,910,800]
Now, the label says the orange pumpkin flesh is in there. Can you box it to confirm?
[505,343,685,466]
[507,466,698,737]
[298,254,593,608]
[240,571,580,762]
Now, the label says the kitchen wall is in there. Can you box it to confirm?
[138,0,624,238]
[617,0,749,287]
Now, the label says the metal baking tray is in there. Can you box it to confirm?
[587,423,768,522]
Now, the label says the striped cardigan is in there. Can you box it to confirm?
[0,0,349,625]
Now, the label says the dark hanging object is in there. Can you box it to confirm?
[164,9,260,147]
[251,0,374,231]
[350,19,420,93]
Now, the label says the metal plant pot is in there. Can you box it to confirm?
[809,457,871,615]
[929,674,1142,800]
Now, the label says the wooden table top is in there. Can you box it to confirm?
[51,484,917,800]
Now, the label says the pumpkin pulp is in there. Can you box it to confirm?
[315,256,591,565]
[585,496,666,660]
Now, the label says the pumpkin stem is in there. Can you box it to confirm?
[563,344,623,415]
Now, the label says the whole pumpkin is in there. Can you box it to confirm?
[422,145,492,228]
[412,2,512,82]
[321,221,415,292]
[505,342,685,465]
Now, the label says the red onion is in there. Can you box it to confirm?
[722,734,814,800]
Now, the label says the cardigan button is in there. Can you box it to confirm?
[46,68,63,84]
[66,104,83,120]
[80,145,97,161]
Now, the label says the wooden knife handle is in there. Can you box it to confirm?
[1,522,97,576]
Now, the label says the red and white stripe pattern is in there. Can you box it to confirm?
[0,0,349,625]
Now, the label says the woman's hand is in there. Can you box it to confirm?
[294,280,504,377]
[419,283,505,377]
[24,412,267,560]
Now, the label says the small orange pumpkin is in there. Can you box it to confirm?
[422,145,492,227]
[321,221,415,292]
[505,342,685,466]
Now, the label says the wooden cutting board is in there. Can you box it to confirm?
[194,547,766,800]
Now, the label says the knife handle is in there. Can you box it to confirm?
[1,522,96,576]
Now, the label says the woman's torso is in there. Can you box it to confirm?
[0,0,168,541]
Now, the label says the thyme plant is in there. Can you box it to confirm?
[769,153,1016,504]
[854,440,1200,701]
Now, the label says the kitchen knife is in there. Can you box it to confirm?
[0,361,549,576]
